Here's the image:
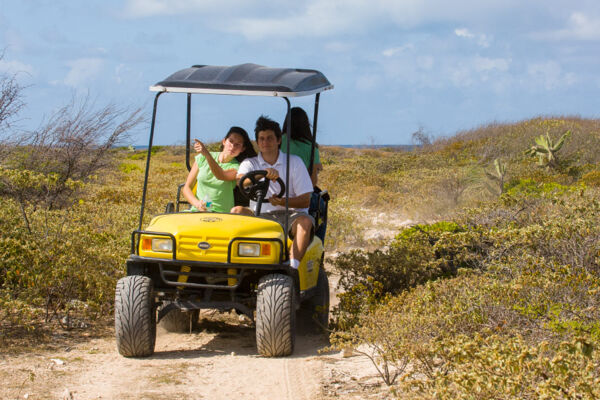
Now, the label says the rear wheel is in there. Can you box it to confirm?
[308,264,330,332]
[160,305,199,333]
[115,275,156,357]
[256,273,296,357]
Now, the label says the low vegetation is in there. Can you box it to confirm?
[327,116,600,397]
[1,92,600,397]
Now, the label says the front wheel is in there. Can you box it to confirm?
[256,273,296,357]
[115,275,156,357]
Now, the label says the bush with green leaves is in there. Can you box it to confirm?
[330,186,600,395]
[400,334,600,399]
[331,220,490,329]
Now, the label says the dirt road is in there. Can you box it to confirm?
[1,269,388,400]
[1,310,341,400]
[1,314,333,400]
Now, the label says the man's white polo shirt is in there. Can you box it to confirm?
[238,151,313,214]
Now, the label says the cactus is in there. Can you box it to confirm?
[525,130,571,169]
[485,158,507,195]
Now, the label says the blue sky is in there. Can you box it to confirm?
[1,0,599,145]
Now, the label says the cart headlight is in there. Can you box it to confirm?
[151,238,172,252]
[238,243,260,257]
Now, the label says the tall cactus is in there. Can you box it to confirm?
[525,130,571,169]
[485,158,507,195]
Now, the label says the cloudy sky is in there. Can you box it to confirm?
[1,0,599,145]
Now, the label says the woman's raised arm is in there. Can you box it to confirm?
[194,139,238,181]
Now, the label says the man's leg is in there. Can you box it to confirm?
[290,215,313,265]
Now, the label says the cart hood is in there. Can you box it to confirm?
[139,212,285,263]
[146,212,283,239]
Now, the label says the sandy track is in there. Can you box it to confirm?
[1,271,389,400]
[1,313,330,400]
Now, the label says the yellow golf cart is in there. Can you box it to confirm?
[114,63,332,357]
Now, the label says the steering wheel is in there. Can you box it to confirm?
[238,170,285,215]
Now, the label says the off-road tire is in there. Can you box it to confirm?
[256,273,296,357]
[160,305,199,333]
[115,275,156,357]
[308,265,330,332]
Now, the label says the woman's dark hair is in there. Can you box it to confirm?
[221,126,257,162]
[282,107,316,145]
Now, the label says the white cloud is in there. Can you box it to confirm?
[527,61,563,90]
[122,0,279,19]
[474,56,510,72]
[455,27,492,48]
[61,58,105,88]
[382,44,414,57]
[324,41,356,52]
[556,12,600,40]
[417,56,434,70]
[122,0,523,39]
[0,59,35,76]
[3,29,28,52]
[356,74,381,91]
[455,28,474,38]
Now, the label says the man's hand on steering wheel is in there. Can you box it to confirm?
[264,168,279,181]
[237,170,285,202]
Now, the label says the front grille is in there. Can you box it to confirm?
[177,235,229,262]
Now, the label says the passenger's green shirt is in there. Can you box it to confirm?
[281,135,320,169]
[191,152,239,213]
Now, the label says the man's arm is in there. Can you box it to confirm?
[268,192,310,208]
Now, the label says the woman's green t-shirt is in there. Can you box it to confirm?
[280,135,320,169]
[191,152,239,213]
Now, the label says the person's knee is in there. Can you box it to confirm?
[293,216,313,237]
[231,206,254,216]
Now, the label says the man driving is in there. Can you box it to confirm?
[231,115,314,269]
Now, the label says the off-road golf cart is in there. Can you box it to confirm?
[115,63,333,357]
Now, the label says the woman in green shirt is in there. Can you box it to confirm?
[182,127,256,213]
[281,107,323,186]
[281,107,328,241]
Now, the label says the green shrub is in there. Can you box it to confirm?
[399,334,600,399]
[581,170,600,187]
[126,151,146,160]
[331,221,490,329]
[394,221,464,241]
[504,178,573,197]
[118,162,142,173]
[330,187,600,394]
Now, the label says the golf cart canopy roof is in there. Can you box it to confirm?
[150,63,333,97]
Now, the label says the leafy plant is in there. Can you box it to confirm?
[484,158,507,195]
[525,130,572,169]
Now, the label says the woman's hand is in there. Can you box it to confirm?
[194,139,210,156]
[193,199,207,211]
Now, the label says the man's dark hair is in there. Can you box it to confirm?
[254,115,282,148]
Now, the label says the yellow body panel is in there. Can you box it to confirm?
[139,213,284,263]
[295,236,324,291]
[138,212,324,291]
